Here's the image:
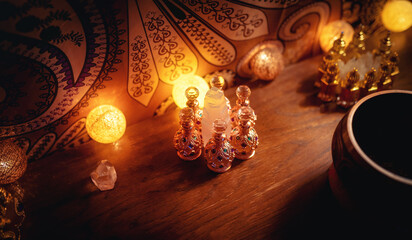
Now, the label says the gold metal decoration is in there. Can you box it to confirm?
[0,139,27,185]
[230,107,259,160]
[204,119,234,173]
[173,107,202,161]
[0,183,25,240]
[317,29,399,108]
[337,68,360,108]
[185,87,202,131]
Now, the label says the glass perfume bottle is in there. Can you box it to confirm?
[185,87,202,131]
[318,63,340,102]
[204,119,234,173]
[202,77,231,147]
[337,68,360,108]
[210,76,231,110]
[173,107,202,161]
[230,106,259,160]
[230,85,256,128]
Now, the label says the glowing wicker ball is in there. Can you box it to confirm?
[172,74,209,108]
[0,139,28,184]
[381,0,412,32]
[86,105,126,144]
[319,20,354,52]
[249,48,284,81]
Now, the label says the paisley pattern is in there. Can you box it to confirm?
[0,0,347,161]
[0,0,107,137]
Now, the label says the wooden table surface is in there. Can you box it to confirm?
[18,31,412,239]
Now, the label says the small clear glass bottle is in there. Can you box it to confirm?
[230,106,259,160]
[173,107,202,161]
[204,119,234,173]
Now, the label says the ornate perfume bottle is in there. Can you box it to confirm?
[345,25,366,60]
[378,63,393,91]
[337,68,360,108]
[230,106,259,160]
[373,31,392,59]
[230,85,256,128]
[173,107,202,161]
[328,32,346,61]
[318,63,340,102]
[185,87,202,131]
[360,68,378,98]
[388,52,400,78]
[204,119,234,173]
[317,53,334,88]
[210,76,231,110]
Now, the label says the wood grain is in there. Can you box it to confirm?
[18,30,412,239]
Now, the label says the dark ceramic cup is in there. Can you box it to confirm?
[330,90,412,219]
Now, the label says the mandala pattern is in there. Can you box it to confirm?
[0,0,347,161]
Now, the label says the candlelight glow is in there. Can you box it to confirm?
[381,0,412,32]
[319,20,354,52]
[172,74,209,108]
[86,105,126,144]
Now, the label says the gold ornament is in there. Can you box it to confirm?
[173,108,202,161]
[0,139,27,185]
[337,68,360,108]
[185,87,202,131]
[318,63,341,102]
[86,105,127,144]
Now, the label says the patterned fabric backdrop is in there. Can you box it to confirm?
[0,0,360,161]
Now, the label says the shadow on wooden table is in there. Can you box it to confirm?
[273,165,411,240]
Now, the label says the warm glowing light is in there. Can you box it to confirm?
[319,20,354,52]
[86,105,126,144]
[381,0,412,32]
[172,74,209,108]
[249,48,284,81]
[0,139,27,184]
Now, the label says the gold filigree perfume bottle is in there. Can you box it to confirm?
[373,31,392,59]
[318,63,340,102]
[230,106,259,160]
[345,25,366,60]
[360,68,378,98]
[174,107,202,161]
[378,63,393,91]
[328,32,346,61]
[204,119,234,173]
[337,68,360,108]
[185,87,202,131]
[230,85,256,128]
[388,52,400,78]
[317,53,334,88]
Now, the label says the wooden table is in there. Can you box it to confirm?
[18,32,412,239]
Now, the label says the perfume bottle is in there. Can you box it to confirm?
[230,106,259,160]
[318,63,340,102]
[337,68,360,108]
[202,77,231,147]
[230,85,256,128]
[387,52,400,78]
[378,63,393,91]
[328,32,346,61]
[185,87,202,131]
[373,31,392,59]
[173,107,202,161]
[317,53,334,88]
[210,76,231,110]
[345,25,366,60]
[360,68,378,98]
[204,119,234,173]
